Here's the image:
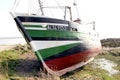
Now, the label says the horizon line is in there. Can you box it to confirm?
[0,37,23,39]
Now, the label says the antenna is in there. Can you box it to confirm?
[73,0,80,18]
[73,0,77,6]
[38,0,44,15]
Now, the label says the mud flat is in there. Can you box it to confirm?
[92,58,119,76]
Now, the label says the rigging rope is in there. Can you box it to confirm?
[56,0,71,13]
[36,8,41,14]
[54,0,64,12]
[11,0,20,12]
[54,0,72,20]
[45,0,54,17]
[38,0,44,15]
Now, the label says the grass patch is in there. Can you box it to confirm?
[12,44,32,54]
[1,59,19,76]
[62,63,116,80]
[98,48,120,62]
[0,50,20,60]
[0,49,20,79]
[0,45,38,80]
[0,45,120,80]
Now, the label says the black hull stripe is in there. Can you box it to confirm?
[18,16,69,24]
[31,37,80,41]
[44,44,88,61]
[14,18,32,42]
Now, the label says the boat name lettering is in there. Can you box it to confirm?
[47,25,70,31]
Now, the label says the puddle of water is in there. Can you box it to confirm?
[92,58,119,76]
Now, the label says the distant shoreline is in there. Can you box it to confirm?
[0,38,26,45]
[0,37,23,39]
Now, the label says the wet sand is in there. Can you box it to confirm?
[0,45,16,52]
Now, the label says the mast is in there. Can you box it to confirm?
[67,6,72,21]
[64,6,72,21]
[38,0,44,15]
[93,21,95,30]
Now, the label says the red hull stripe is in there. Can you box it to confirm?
[45,47,101,71]
[44,44,87,61]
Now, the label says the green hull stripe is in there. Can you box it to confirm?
[36,43,81,59]
[26,30,81,38]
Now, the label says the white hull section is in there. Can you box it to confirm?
[22,22,68,26]
[30,41,83,51]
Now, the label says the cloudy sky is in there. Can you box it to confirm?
[0,0,120,39]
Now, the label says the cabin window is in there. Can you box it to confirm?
[72,28,77,31]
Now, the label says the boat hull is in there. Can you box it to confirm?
[11,13,101,76]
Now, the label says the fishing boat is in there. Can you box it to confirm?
[10,0,101,76]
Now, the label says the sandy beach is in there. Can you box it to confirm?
[0,45,16,52]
